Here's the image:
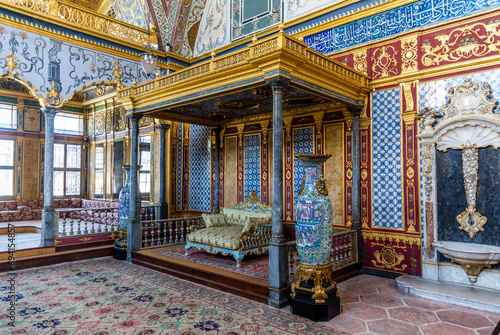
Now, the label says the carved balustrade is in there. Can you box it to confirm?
[117,33,369,100]
[140,216,203,249]
[57,204,158,237]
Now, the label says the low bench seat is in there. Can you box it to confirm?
[185,190,272,268]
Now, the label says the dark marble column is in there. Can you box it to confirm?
[127,113,142,262]
[348,106,363,262]
[213,127,221,214]
[156,123,169,220]
[40,107,59,247]
[267,77,290,308]
[349,106,362,229]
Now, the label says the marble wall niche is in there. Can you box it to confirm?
[436,147,500,247]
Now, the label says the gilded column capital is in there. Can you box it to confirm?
[236,124,245,146]
[313,112,324,136]
[283,116,293,139]
[220,127,225,148]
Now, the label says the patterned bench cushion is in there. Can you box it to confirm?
[187,225,243,250]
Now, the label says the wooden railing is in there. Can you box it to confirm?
[288,229,358,282]
[56,205,158,237]
[140,216,203,250]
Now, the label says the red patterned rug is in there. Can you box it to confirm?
[0,258,346,334]
[153,245,270,280]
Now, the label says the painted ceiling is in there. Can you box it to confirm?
[66,0,207,58]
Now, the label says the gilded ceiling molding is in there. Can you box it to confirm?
[2,0,150,49]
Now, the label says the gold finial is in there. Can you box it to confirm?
[150,23,156,32]
[252,34,257,43]
[133,78,137,86]
[211,49,216,59]
[155,70,160,78]
[298,34,304,42]
[279,22,285,32]
[4,52,19,76]
[112,59,123,83]
[44,81,63,107]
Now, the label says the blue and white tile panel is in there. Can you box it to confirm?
[293,127,315,200]
[244,134,261,199]
[372,88,404,229]
[188,125,212,212]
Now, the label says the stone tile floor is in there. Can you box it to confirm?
[315,275,500,335]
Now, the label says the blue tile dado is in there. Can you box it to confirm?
[189,125,211,212]
[293,127,315,200]
[244,134,261,199]
[177,123,183,211]
[304,0,500,54]
[372,89,404,229]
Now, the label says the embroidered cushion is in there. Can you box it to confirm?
[201,213,227,228]
[241,217,263,234]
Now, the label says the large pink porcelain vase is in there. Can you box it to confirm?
[294,154,333,265]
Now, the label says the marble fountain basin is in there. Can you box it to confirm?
[434,241,500,282]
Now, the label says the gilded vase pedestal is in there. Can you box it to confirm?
[290,154,340,321]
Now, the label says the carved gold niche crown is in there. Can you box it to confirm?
[443,78,497,119]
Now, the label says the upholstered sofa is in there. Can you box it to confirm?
[0,199,118,222]
[185,190,273,268]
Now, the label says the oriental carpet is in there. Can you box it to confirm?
[0,257,343,334]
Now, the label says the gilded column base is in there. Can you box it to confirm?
[111,228,128,261]
[290,261,338,304]
[111,228,128,250]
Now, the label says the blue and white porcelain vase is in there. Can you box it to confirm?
[118,165,141,229]
[118,165,131,229]
[294,154,333,265]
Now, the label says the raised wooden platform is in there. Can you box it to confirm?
[133,246,270,303]
[133,245,363,304]
[0,243,114,272]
